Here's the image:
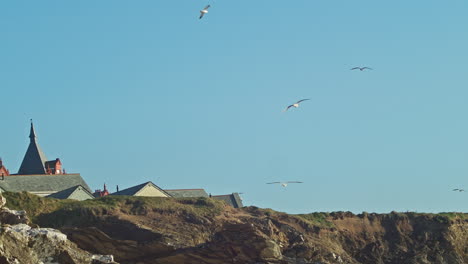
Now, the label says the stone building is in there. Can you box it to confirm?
[164,188,209,198]
[17,122,63,175]
[0,122,91,198]
[111,181,172,197]
[93,184,110,198]
[47,185,95,200]
[0,159,9,177]
[211,193,243,208]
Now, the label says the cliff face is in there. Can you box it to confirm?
[0,194,118,264]
[3,192,467,264]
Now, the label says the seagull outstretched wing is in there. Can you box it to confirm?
[283,105,294,112]
[296,99,310,104]
[351,67,372,71]
[266,182,282,184]
[199,5,211,19]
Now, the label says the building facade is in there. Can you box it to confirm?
[0,159,9,177]
[0,122,91,197]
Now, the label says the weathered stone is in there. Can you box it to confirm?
[260,240,282,260]
[0,208,29,225]
[0,195,6,209]
[91,254,116,263]
[0,223,119,264]
[2,193,467,264]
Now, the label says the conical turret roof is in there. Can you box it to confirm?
[17,121,48,175]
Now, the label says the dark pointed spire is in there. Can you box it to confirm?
[29,119,37,141]
[18,121,48,175]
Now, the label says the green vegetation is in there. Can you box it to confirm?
[2,192,225,226]
[295,212,334,228]
[398,211,468,221]
[261,208,283,217]
[3,192,465,229]
[436,212,468,220]
[3,192,75,218]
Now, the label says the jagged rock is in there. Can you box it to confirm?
[50,204,467,264]
[91,254,117,264]
[0,193,119,264]
[0,208,29,225]
[2,193,467,264]
[0,224,119,264]
[0,194,6,209]
[260,240,282,260]
[5,224,67,242]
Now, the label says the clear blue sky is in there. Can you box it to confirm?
[1,1,467,213]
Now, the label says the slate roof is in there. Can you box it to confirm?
[164,189,209,198]
[111,181,172,197]
[211,193,244,208]
[47,185,94,200]
[17,123,48,175]
[0,174,92,195]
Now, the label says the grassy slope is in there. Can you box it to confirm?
[2,192,225,224]
[2,191,467,226]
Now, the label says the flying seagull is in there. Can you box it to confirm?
[453,189,465,192]
[284,99,310,112]
[351,67,372,71]
[267,181,303,187]
[199,5,210,19]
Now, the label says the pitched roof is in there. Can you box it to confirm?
[211,193,244,208]
[0,174,92,195]
[111,181,172,197]
[164,189,209,198]
[47,185,94,200]
[17,122,48,175]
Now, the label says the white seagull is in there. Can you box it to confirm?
[199,5,210,19]
[267,181,303,187]
[284,99,310,112]
[452,188,465,192]
[351,67,373,71]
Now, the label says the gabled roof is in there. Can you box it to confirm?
[17,122,48,175]
[164,189,209,198]
[211,193,243,208]
[47,185,94,200]
[111,181,172,197]
[0,174,92,195]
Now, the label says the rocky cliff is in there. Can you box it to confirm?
[0,193,117,264]
[2,192,467,264]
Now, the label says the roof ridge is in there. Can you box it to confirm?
[164,188,205,191]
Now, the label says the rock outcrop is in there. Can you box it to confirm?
[2,192,467,264]
[0,193,118,264]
